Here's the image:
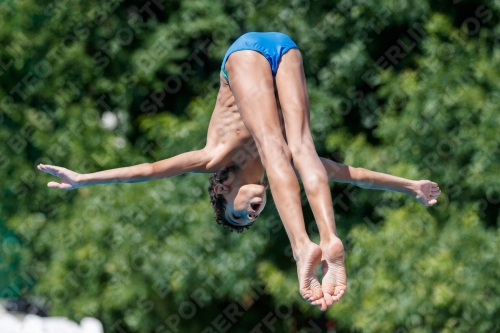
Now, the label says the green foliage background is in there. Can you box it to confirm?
[1,0,500,332]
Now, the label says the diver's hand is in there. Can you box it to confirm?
[37,164,82,190]
[412,180,441,206]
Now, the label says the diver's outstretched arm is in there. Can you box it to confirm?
[37,149,211,190]
[318,158,441,206]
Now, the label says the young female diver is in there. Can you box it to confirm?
[37,32,441,311]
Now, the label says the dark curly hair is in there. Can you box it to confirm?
[208,165,254,233]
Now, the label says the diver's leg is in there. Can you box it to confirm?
[225,50,327,310]
[275,49,347,305]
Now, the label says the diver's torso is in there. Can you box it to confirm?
[205,73,285,170]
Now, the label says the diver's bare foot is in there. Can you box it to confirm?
[412,180,441,206]
[295,242,326,310]
[319,237,347,307]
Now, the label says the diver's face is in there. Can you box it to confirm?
[223,183,268,226]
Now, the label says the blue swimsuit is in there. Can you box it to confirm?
[221,32,299,82]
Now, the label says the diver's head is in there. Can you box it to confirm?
[208,166,268,233]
